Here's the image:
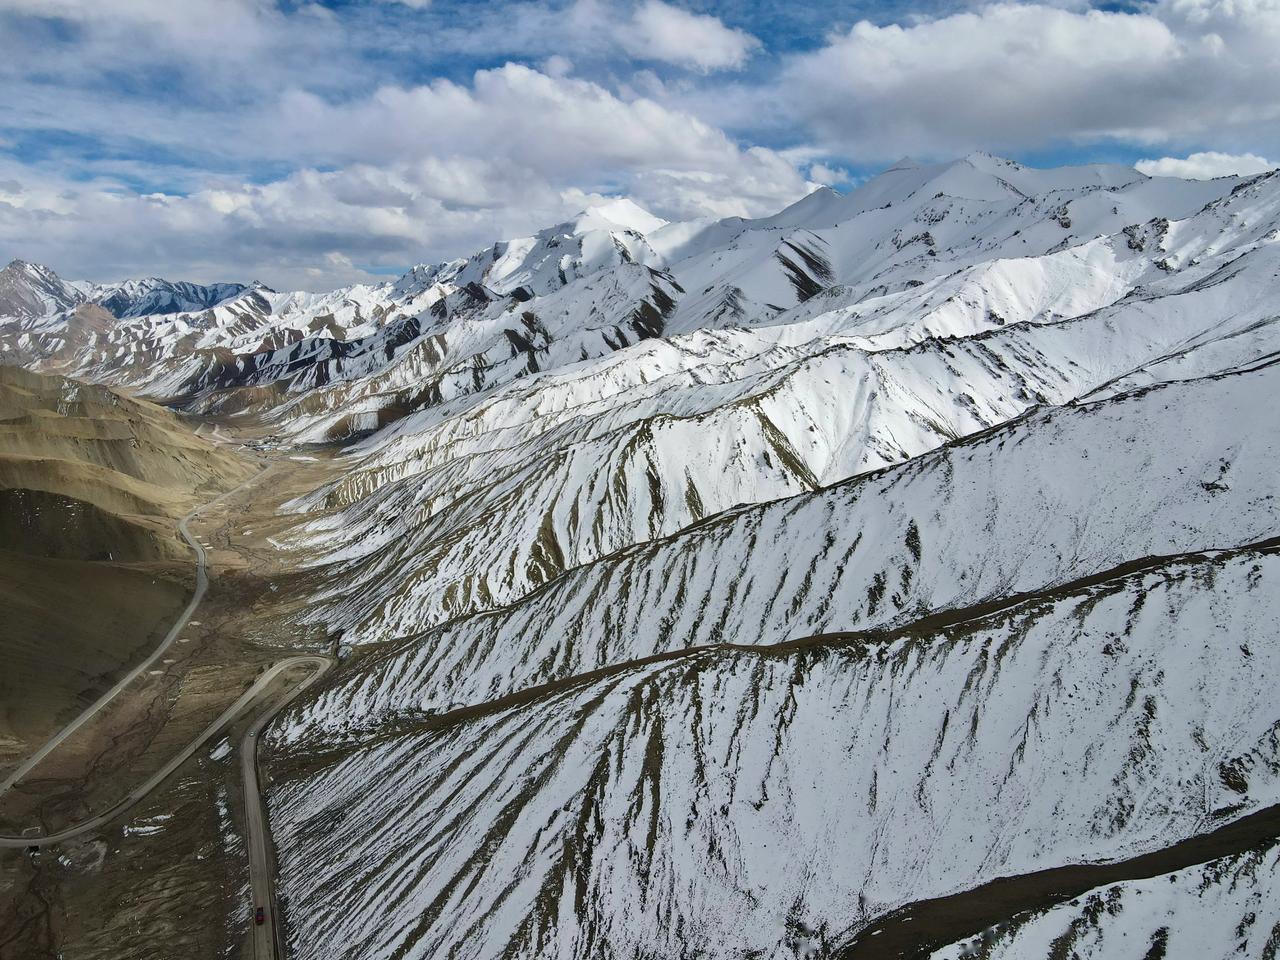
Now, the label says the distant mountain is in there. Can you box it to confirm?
[90,276,249,319]
[10,154,1251,425]
[0,258,247,323]
[0,198,681,404]
[0,259,86,321]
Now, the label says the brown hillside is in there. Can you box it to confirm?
[0,365,252,763]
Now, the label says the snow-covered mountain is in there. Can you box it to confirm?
[3,155,1262,425]
[245,157,1279,657]
[271,532,1280,959]
[0,258,247,324]
[4,153,1279,959]
[91,276,249,319]
[0,259,87,321]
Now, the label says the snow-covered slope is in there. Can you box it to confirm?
[163,160,1263,671]
[281,359,1280,734]
[0,198,677,408]
[276,243,1280,647]
[12,156,1265,670]
[89,276,248,319]
[0,259,247,323]
[0,259,87,321]
[253,160,1280,960]
[269,531,1280,959]
[6,156,1258,431]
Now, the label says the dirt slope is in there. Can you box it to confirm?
[0,365,251,764]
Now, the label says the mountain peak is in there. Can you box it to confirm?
[3,258,58,278]
[570,197,667,236]
[0,257,85,321]
[960,150,1020,169]
[757,184,846,229]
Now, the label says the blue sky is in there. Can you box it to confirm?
[1,0,1277,289]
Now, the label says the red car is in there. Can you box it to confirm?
[255,906,265,926]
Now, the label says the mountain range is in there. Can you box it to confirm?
[1,152,1279,959]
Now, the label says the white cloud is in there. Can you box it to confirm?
[782,1,1280,159]
[0,158,554,290]
[540,54,575,78]
[1135,151,1277,179]
[0,0,266,26]
[0,0,358,125]
[616,0,760,72]
[0,0,284,63]
[0,1,801,288]
[260,64,809,217]
[0,65,813,289]
[807,162,850,187]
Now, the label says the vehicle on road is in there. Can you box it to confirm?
[255,906,265,926]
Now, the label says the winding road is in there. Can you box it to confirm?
[0,656,329,849]
[0,466,332,960]
[0,476,252,797]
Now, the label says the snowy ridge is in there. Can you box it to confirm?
[0,259,248,324]
[4,156,1259,435]
[272,214,1278,654]
[242,161,1280,658]
[269,537,1280,959]
[0,259,87,322]
[0,201,678,410]
[282,360,1280,735]
[87,276,248,319]
[928,843,1280,960]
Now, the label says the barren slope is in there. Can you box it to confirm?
[0,366,251,763]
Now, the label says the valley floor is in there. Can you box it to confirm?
[0,409,348,960]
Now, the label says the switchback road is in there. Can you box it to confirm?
[0,472,264,797]
[0,656,330,849]
[0,460,331,959]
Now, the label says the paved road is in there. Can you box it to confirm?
[242,657,333,960]
[0,656,330,849]
[0,453,331,956]
[0,473,261,797]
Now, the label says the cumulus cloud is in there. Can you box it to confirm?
[783,0,1280,159]
[617,0,761,72]
[807,162,851,187]
[261,65,799,191]
[0,1,805,288]
[246,64,816,229]
[437,1,760,75]
[0,65,814,289]
[1135,151,1277,179]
